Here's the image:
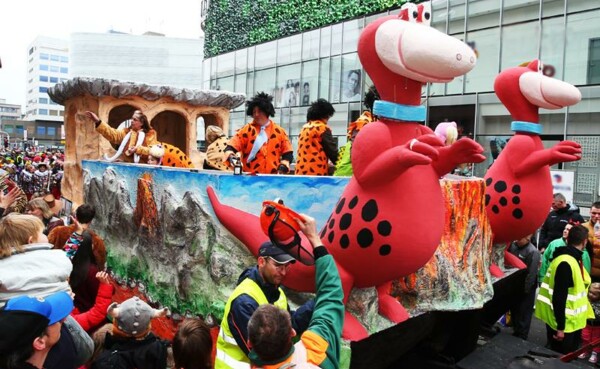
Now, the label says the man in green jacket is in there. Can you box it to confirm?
[247,214,343,369]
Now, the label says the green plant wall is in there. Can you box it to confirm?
[204,0,418,58]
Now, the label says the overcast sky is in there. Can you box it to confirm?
[0,0,202,109]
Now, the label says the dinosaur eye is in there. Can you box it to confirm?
[424,12,431,20]
[412,11,418,19]
[538,62,544,72]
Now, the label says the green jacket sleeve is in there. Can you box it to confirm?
[306,249,344,369]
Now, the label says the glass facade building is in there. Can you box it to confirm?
[204,0,600,208]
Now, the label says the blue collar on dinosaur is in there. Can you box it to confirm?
[511,121,542,135]
[373,100,426,122]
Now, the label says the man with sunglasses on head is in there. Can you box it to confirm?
[216,236,315,369]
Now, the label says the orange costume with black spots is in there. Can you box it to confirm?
[295,120,337,176]
[227,120,293,174]
[161,143,193,168]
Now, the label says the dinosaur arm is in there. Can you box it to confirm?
[513,141,581,177]
[353,132,440,188]
[432,138,485,177]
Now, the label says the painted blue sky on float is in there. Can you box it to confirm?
[82,160,349,229]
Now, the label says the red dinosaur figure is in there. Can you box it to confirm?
[208,2,485,341]
[485,60,582,276]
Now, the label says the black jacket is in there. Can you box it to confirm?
[539,207,584,250]
[91,333,168,369]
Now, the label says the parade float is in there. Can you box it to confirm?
[47,1,583,368]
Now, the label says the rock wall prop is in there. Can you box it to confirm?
[83,161,494,339]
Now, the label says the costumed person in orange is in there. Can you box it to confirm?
[203,125,231,171]
[295,98,337,176]
[224,92,293,174]
[84,110,193,168]
[85,110,158,163]
[334,85,379,176]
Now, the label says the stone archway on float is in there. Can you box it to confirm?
[48,77,245,205]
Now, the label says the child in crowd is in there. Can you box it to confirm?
[0,214,72,306]
[173,319,214,369]
[91,297,169,369]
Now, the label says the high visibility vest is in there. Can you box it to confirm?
[535,254,594,333]
[216,278,288,369]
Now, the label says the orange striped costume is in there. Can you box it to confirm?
[228,120,293,174]
[295,120,337,176]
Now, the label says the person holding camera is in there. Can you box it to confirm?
[224,92,293,175]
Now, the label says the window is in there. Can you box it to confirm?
[217,51,235,78]
[40,65,49,71]
[302,30,320,60]
[38,109,48,116]
[50,55,59,61]
[60,56,68,63]
[4,125,13,134]
[565,9,600,85]
[37,126,46,135]
[275,64,302,108]
[49,110,58,117]
[60,67,68,74]
[16,126,24,135]
[40,53,49,60]
[47,127,56,136]
[39,97,48,104]
[331,23,343,56]
[50,77,58,83]
[49,65,59,72]
[501,22,539,71]
[342,19,364,54]
[39,76,48,82]
[541,17,565,81]
[301,60,319,107]
[235,49,247,74]
[589,38,600,84]
[39,87,48,93]
[466,28,500,93]
[255,41,277,70]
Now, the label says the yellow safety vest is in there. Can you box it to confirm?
[216,278,288,369]
[535,254,594,333]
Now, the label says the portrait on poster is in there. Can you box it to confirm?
[341,69,361,102]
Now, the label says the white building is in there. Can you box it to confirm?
[69,31,203,89]
[25,36,69,123]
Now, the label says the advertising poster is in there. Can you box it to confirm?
[551,170,575,204]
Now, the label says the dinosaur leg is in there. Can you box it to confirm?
[338,264,369,341]
[504,249,526,269]
[376,281,409,324]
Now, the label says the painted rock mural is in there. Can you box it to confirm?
[83,160,494,339]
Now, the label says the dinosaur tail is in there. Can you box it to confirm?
[206,186,316,292]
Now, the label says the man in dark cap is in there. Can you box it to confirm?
[216,240,314,369]
[0,291,73,369]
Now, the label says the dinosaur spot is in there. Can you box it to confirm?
[512,196,520,205]
[335,198,346,214]
[379,245,391,256]
[485,177,493,186]
[377,221,391,236]
[512,184,521,194]
[327,230,335,244]
[513,208,523,219]
[494,181,507,193]
[492,205,499,214]
[485,194,490,206]
[340,234,349,249]
[319,227,326,239]
[361,200,378,222]
[499,197,508,206]
[357,229,373,248]
[348,196,359,209]
[328,218,335,229]
[339,214,352,230]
